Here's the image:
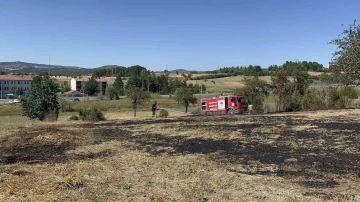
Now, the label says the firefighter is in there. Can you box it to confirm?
[152,101,157,117]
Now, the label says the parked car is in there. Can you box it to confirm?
[8,99,21,104]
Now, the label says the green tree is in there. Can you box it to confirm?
[60,80,71,93]
[174,87,197,113]
[106,84,119,100]
[11,86,21,96]
[113,74,125,96]
[329,20,360,85]
[293,70,311,96]
[234,77,267,114]
[125,86,150,117]
[22,75,60,121]
[271,68,292,111]
[126,75,142,89]
[140,69,149,91]
[84,77,99,96]
[201,84,207,92]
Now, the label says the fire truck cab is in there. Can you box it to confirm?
[201,95,249,115]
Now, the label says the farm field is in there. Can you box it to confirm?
[1,109,360,201]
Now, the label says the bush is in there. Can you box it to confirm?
[284,92,302,112]
[251,96,264,114]
[158,109,169,118]
[106,85,119,100]
[22,75,60,121]
[302,90,325,110]
[78,107,105,122]
[327,87,346,108]
[341,86,358,99]
[69,115,79,121]
[59,98,76,112]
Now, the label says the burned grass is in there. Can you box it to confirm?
[0,109,360,201]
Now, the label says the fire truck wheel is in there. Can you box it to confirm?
[227,109,232,115]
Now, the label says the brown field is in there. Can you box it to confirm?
[187,75,272,93]
[1,109,360,201]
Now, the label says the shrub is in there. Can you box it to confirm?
[284,92,302,112]
[327,87,346,108]
[251,96,264,114]
[59,98,76,112]
[302,90,325,110]
[78,107,105,122]
[106,85,119,100]
[22,75,60,121]
[69,115,79,121]
[158,109,169,118]
[341,86,358,99]
[97,94,105,100]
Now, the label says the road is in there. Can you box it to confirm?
[0,99,13,104]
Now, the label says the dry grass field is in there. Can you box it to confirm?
[1,108,360,201]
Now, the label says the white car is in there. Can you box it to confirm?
[8,99,20,104]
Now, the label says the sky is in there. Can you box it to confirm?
[0,0,359,71]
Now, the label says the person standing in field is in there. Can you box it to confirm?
[152,101,157,117]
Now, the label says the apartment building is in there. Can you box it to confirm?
[0,75,33,99]
[70,77,107,94]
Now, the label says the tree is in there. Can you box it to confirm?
[201,84,207,92]
[174,87,197,113]
[84,77,99,96]
[234,77,268,114]
[125,86,150,117]
[106,84,119,100]
[22,75,60,121]
[271,68,292,111]
[329,20,360,85]
[11,86,21,96]
[126,75,142,89]
[113,74,125,96]
[60,80,71,93]
[140,69,149,91]
[293,70,311,96]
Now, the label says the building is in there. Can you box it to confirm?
[70,77,107,94]
[0,75,33,99]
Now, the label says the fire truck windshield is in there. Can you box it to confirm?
[238,97,248,104]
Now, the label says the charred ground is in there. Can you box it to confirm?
[1,110,360,201]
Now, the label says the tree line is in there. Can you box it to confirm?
[92,65,147,78]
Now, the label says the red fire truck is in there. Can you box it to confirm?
[201,95,249,115]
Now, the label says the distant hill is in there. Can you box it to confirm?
[0,62,209,76]
[156,69,201,73]
[0,61,94,75]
